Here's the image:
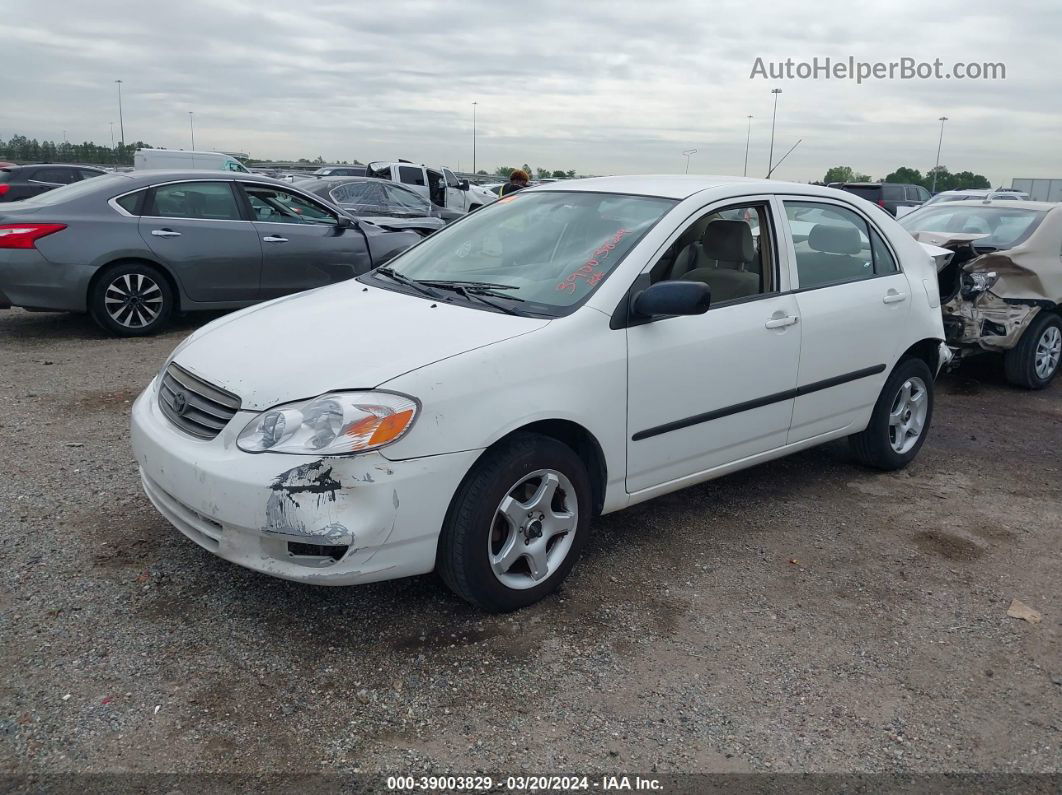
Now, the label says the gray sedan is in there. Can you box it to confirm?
[0,170,419,335]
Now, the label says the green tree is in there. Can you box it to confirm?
[823,166,856,184]
[884,167,924,185]
[551,169,567,179]
[535,167,550,179]
[565,169,576,179]
[476,169,488,176]
[494,165,514,177]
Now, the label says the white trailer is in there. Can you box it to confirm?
[1010,178,1062,202]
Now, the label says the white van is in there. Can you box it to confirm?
[134,148,250,173]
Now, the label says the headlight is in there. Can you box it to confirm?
[236,391,419,455]
[961,271,999,298]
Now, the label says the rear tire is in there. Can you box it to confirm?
[437,433,591,612]
[849,357,934,470]
[1003,312,1061,390]
[89,262,173,337]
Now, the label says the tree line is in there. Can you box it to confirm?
[488,164,578,179]
[0,135,153,166]
[820,164,991,192]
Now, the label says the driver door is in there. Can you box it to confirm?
[443,168,466,211]
[625,198,802,494]
[237,182,373,298]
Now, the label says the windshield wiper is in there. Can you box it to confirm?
[374,267,443,299]
[418,279,520,291]
[423,282,523,315]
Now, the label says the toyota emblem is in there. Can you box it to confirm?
[172,390,189,415]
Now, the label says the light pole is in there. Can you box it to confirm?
[188,112,196,150]
[115,80,125,148]
[109,122,116,166]
[931,116,948,194]
[682,148,697,174]
[767,88,782,178]
[472,101,477,175]
[743,115,753,177]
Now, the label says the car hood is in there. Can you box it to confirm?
[169,280,549,411]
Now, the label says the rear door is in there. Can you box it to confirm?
[780,198,912,443]
[396,165,430,202]
[139,179,263,302]
[239,182,373,299]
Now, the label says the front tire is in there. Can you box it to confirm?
[90,262,173,336]
[1004,312,1061,389]
[849,357,934,470]
[437,433,591,612]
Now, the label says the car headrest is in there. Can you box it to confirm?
[809,223,862,255]
[702,220,754,263]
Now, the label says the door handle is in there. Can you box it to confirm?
[262,235,288,243]
[765,315,799,329]
[150,229,181,238]
[882,291,907,304]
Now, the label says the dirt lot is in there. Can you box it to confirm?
[0,307,1059,777]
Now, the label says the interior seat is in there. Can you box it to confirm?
[799,224,869,286]
[679,220,760,302]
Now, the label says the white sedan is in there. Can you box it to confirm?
[131,176,949,611]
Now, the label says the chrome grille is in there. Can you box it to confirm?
[157,363,241,440]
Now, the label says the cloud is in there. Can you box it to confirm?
[1,0,1059,184]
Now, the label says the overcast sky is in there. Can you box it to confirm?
[4,0,1060,184]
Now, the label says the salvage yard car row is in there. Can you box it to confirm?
[1,173,1059,612]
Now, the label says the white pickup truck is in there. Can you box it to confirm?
[365,161,496,213]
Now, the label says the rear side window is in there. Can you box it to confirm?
[870,229,899,273]
[882,184,905,201]
[34,167,80,185]
[149,181,242,220]
[784,201,875,289]
[115,190,146,215]
[80,168,105,180]
[0,170,12,184]
[330,182,383,204]
[398,166,425,186]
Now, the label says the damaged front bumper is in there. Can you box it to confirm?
[130,381,480,586]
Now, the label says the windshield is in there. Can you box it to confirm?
[10,173,129,206]
[369,190,675,314]
[900,205,1045,250]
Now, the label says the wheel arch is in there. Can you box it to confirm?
[87,257,184,312]
[898,337,947,375]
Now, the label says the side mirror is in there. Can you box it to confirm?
[631,281,711,318]
[335,214,353,229]
[458,179,470,191]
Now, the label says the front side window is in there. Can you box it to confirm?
[371,191,676,315]
[649,203,776,304]
[398,166,425,186]
[784,201,878,289]
[149,181,242,221]
[243,185,336,224]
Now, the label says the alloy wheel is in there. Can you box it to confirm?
[104,273,164,329]
[488,469,578,590]
[1034,325,1061,380]
[888,376,929,454]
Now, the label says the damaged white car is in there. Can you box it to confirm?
[131,177,948,611]
[900,201,1062,388]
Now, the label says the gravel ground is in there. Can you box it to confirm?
[0,307,1059,777]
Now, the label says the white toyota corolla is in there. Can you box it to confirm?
[131,176,949,611]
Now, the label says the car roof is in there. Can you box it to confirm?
[527,174,857,201]
[105,170,288,187]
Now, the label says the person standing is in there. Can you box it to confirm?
[499,169,530,197]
